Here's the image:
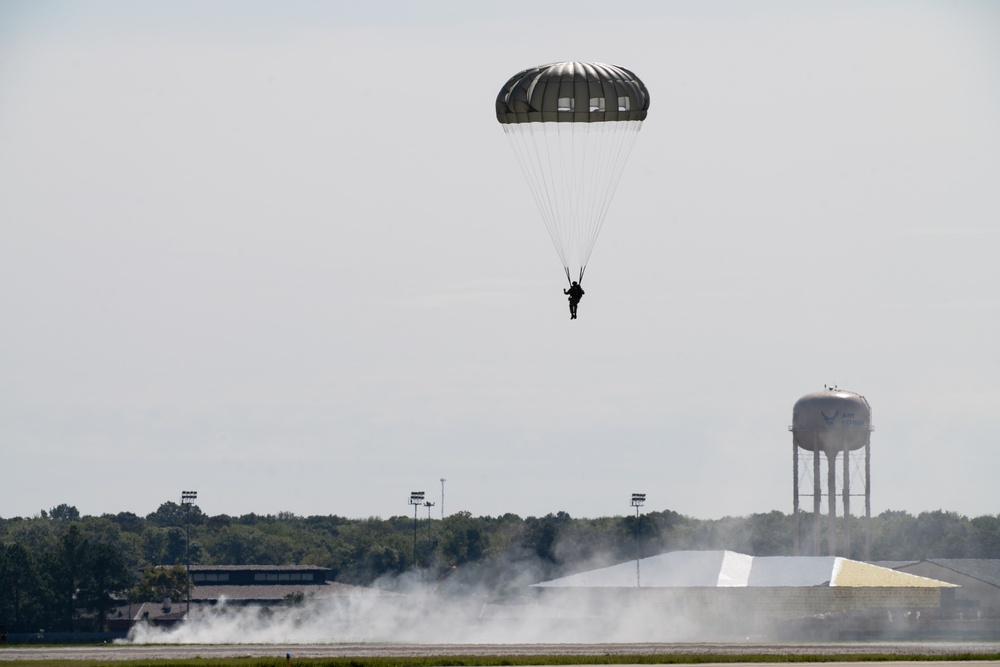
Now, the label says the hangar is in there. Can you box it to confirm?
[514,550,958,640]
[881,559,1000,610]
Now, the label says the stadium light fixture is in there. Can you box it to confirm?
[409,491,425,567]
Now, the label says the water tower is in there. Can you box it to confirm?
[790,387,873,558]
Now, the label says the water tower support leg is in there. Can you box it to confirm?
[793,441,800,556]
[827,452,837,556]
[843,440,851,557]
[865,439,871,561]
[813,444,821,556]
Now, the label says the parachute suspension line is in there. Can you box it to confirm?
[579,122,608,274]
[551,125,573,270]
[503,119,643,282]
[579,121,642,272]
[504,124,569,268]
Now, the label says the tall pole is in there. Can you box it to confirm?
[631,493,645,588]
[440,478,446,519]
[408,492,424,568]
[181,490,197,617]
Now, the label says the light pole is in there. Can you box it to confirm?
[409,491,424,567]
[631,493,645,588]
[424,500,435,519]
[440,478,446,519]
[181,490,197,616]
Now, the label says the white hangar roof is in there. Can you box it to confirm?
[533,550,957,589]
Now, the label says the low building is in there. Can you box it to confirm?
[110,564,398,630]
[501,550,959,640]
[880,559,1000,610]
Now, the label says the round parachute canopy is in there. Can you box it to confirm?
[496,62,649,123]
[496,62,649,284]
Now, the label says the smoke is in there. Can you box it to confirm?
[123,590,712,644]
[121,529,919,645]
[122,565,718,645]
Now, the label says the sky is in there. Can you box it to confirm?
[1,0,998,523]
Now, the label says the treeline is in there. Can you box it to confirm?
[2,503,999,632]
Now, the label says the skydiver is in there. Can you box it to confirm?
[563,281,584,320]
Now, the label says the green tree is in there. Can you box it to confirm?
[103,512,145,533]
[0,542,45,632]
[81,542,131,631]
[368,542,404,575]
[441,512,488,566]
[130,565,190,603]
[521,512,572,565]
[914,510,969,558]
[870,510,919,560]
[42,525,91,630]
[747,510,794,556]
[48,504,81,522]
[969,515,1000,558]
[146,501,204,528]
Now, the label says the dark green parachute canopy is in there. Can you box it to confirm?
[496,61,649,124]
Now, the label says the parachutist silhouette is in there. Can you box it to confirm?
[564,281,584,319]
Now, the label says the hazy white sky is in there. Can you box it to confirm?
[2,0,998,522]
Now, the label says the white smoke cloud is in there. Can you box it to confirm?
[122,570,715,644]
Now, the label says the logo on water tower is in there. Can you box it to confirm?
[822,410,839,426]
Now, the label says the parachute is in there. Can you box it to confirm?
[496,61,649,285]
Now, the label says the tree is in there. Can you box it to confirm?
[441,512,488,566]
[367,543,404,576]
[969,515,1000,558]
[42,525,91,631]
[0,542,45,632]
[146,502,204,528]
[914,510,970,558]
[81,542,130,631]
[130,565,190,603]
[104,512,144,533]
[747,511,794,556]
[870,510,919,560]
[521,512,572,564]
[48,504,81,522]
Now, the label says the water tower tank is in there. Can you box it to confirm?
[791,388,872,455]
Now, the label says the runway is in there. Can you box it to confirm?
[1,641,999,662]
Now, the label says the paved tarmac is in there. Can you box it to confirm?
[1,641,999,662]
